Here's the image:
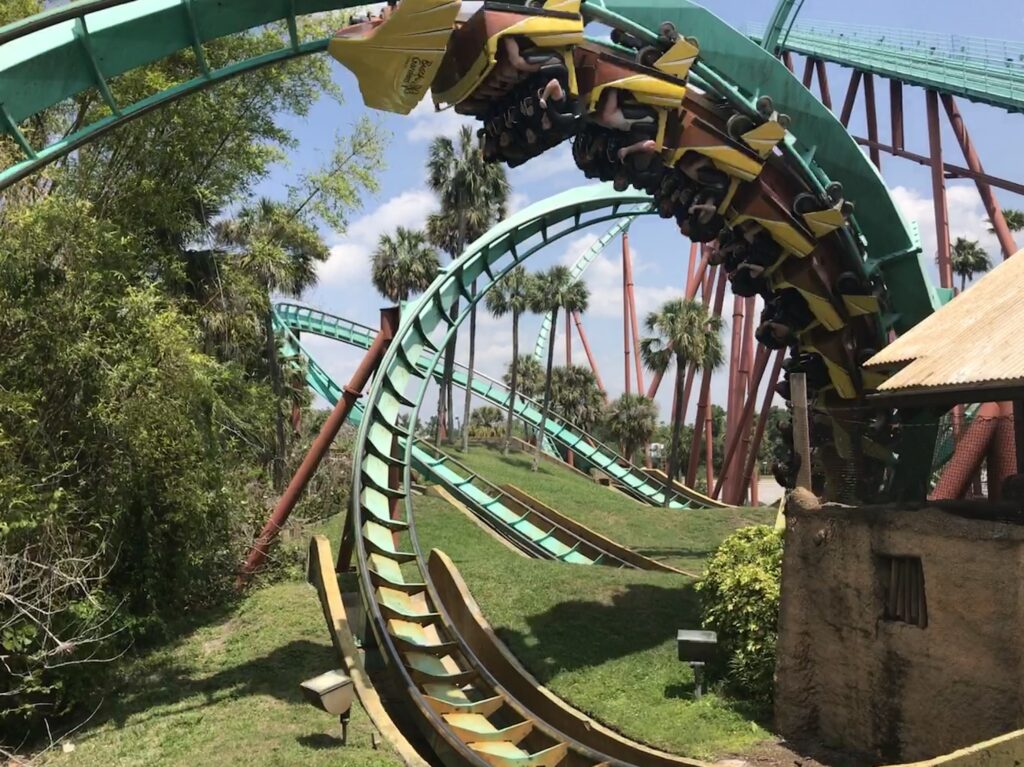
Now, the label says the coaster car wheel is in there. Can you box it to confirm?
[637,46,661,67]
[726,113,755,140]
[793,192,820,216]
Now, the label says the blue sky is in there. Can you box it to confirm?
[263,0,1024,425]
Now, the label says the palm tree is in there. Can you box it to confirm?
[641,298,725,504]
[604,394,659,464]
[529,266,590,472]
[550,366,604,433]
[426,125,510,448]
[949,237,992,291]
[503,354,545,400]
[370,227,440,303]
[485,266,534,454]
[214,197,328,490]
[470,406,504,438]
[988,208,1024,234]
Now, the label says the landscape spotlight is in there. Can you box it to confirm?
[300,669,355,744]
[677,629,717,699]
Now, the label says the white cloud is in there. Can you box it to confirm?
[552,232,679,321]
[315,189,439,291]
[407,97,476,142]
[890,183,1002,285]
[507,192,531,215]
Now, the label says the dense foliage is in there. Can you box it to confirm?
[0,10,383,741]
[696,526,783,705]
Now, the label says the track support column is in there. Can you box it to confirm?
[623,230,645,394]
[941,94,1019,260]
[926,90,953,290]
[237,307,399,587]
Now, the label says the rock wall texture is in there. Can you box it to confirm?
[775,499,1024,764]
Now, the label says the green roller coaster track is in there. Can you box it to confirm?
[272,226,728,511]
[280,324,626,564]
[0,1,974,761]
[763,21,1024,114]
[530,205,647,365]
[0,0,942,329]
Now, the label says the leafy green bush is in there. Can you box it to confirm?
[696,525,783,704]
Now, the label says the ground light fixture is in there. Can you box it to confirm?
[677,630,718,699]
[300,669,355,743]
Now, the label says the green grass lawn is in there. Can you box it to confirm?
[41,449,777,766]
[450,445,775,574]
[40,578,402,767]
[414,494,772,761]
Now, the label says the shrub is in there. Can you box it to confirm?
[696,525,783,704]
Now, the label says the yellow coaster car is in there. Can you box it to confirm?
[432,0,585,112]
[328,0,462,115]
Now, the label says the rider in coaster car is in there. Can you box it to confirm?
[719,226,781,298]
[593,88,656,131]
[755,288,813,350]
[670,155,731,242]
[524,72,577,129]
[677,189,724,242]
[785,350,830,390]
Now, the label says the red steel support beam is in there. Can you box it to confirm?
[623,231,645,394]
[852,137,1024,197]
[714,345,770,502]
[732,297,756,501]
[565,309,572,366]
[863,72,881,170]
[840,70,862,128]
[782,50,795,73]
[739,350,785,505]
[941,95,1019,260]
[573,310,605,394]
[988,402,1018,501]
[622,234,631,396]
[686,241,698,295]
[725,294,744,462]
[645,247,710,400]
[1015,401,1024,476]
[686,269,727,487]
[802,56,815,89]
[814,58,832,110]
[931,402,1002,500]
[890,79,904,152]
[238,307,399,586]
[705,399,714,493]
[927,90,953,290]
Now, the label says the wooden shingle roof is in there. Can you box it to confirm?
[865,249,1024,399]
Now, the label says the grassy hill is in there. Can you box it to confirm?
[41,446,779,766]
[40,577,401,767]
[450,444,775,573]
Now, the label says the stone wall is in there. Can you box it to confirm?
[775,498,1024,764]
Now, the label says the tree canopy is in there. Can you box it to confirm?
[0,15,384,736]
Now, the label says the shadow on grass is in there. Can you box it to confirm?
[495,582,702,680]
[297,733,344,750]
[91,639,334,732]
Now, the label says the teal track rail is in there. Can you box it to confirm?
[768,21,1024,114]
[279,319,629,566]
[592,0,941,335]
[0,2,946,762]
[531,204,648,364]
[0,0,360,189]
[0,0,940,331]
[273,298,727,510]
